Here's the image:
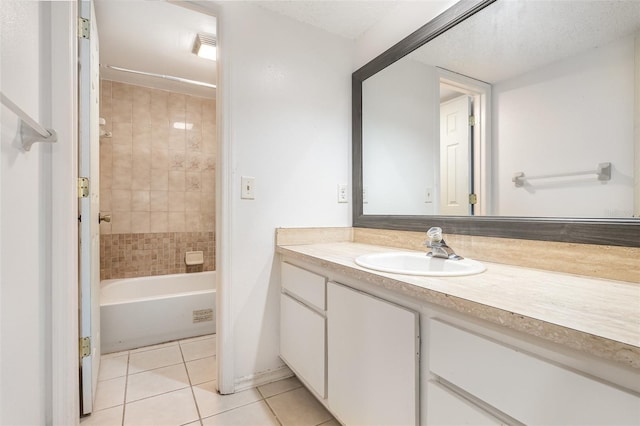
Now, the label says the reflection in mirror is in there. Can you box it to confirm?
[361,0,640,219]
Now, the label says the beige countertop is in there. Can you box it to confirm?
[277,241,640,369]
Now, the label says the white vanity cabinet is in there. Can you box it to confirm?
[280,262,326,398]
[427,319,640,425]
[327,282,419,426]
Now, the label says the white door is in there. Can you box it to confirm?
[79,0,101,415]
[439,95,471,215]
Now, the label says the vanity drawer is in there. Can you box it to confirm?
[281,262,326,311]
[426,380,503,426]
[280,293,326,398]
[428,319,640,425]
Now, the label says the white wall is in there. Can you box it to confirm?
[1,2,51,424]
[362,58,438,215]
[217,3,352,387]
[1,2,78,424]
[494,36,636,217]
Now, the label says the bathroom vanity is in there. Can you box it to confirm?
[277,238,640,426]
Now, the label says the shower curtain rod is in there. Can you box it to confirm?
[104,65,216,89]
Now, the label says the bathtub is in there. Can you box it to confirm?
[100,271,216,354]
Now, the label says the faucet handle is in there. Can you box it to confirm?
[426,227,443,244]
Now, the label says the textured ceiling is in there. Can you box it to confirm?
[255,1,400,40]
[408,0,640,84]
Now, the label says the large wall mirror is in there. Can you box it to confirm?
[353,0,640,247]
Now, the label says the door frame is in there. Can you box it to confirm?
[50,2,80,424]
[436,68,492,215]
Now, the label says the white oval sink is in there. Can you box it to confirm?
[355,251,486,277]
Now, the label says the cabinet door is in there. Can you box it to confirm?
[327,282,419,426]
[426,381,503,426]
[429,319,640,425]
[280,293,326,397]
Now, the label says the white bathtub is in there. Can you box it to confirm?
[100,271,216,354]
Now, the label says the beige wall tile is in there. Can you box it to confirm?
[168,212,186,232]
[132,191,150,211]
[131,212,150,233]
[201,171,215,193]
[202,213,215,232]
[112,190,132,212]
[187,126,202,151]
[169,171,186,192]
[133,124,151,151]
[111,166,132,190]
[101,190,112,211]
[201,193,215,213]
[112,82,132,101]
[185,192,201,212]
[150,191,168,212]
[186,212,202,232]
[132,166,151,191]
[100,217,112,235]
[100,81,215,276]
[111,98,132,123]
[168,93,186,122]
[150,89,169,122]
[169,192,185,212]
[202,154,215,172]
[169,128,185,151]
[169,150,185,170]
[186,152,202,171]
[151,124,169,145]
[186,172,201,192]
[150,212,168,233]
[112,122,132,146]
[151,169,169,191]
[186,96,202,122]
[151,147,169,170]
[112,144,132,169]
[111,212,131,233]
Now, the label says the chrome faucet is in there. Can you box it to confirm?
[425,227,463,260]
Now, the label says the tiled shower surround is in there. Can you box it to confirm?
[100,80,215,279]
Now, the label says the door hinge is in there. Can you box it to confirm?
[78,177,89,198]
[469,193,478,205]
[78,17,90,39]
[79,336,91,359]
[469,115,476,126]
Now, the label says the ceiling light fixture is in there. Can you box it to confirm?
[193,33,217,61]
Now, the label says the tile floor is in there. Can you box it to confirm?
[81,334,338,426]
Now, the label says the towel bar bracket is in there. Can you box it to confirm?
[21,121,57,151]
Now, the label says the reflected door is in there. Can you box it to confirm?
[439,95,471,215]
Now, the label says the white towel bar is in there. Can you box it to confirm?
[512,162,611,187]
[0,92,57,151]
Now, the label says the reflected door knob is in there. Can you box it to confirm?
[99,213,111,223]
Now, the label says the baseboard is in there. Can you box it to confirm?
[233,365,294,393]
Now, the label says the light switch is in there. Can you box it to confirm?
[241,176,255,199]
[425,187,433,203]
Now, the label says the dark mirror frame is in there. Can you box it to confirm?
[352,0,640,247]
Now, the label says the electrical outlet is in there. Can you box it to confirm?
[241,176,255,199]
[338,184,348,203]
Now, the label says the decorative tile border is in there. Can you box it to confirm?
[101,232,215,279]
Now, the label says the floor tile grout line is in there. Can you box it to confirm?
[121,351,130,426]
[262,396,284,426]
[127,359,185,376]
[179,337,206,424]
